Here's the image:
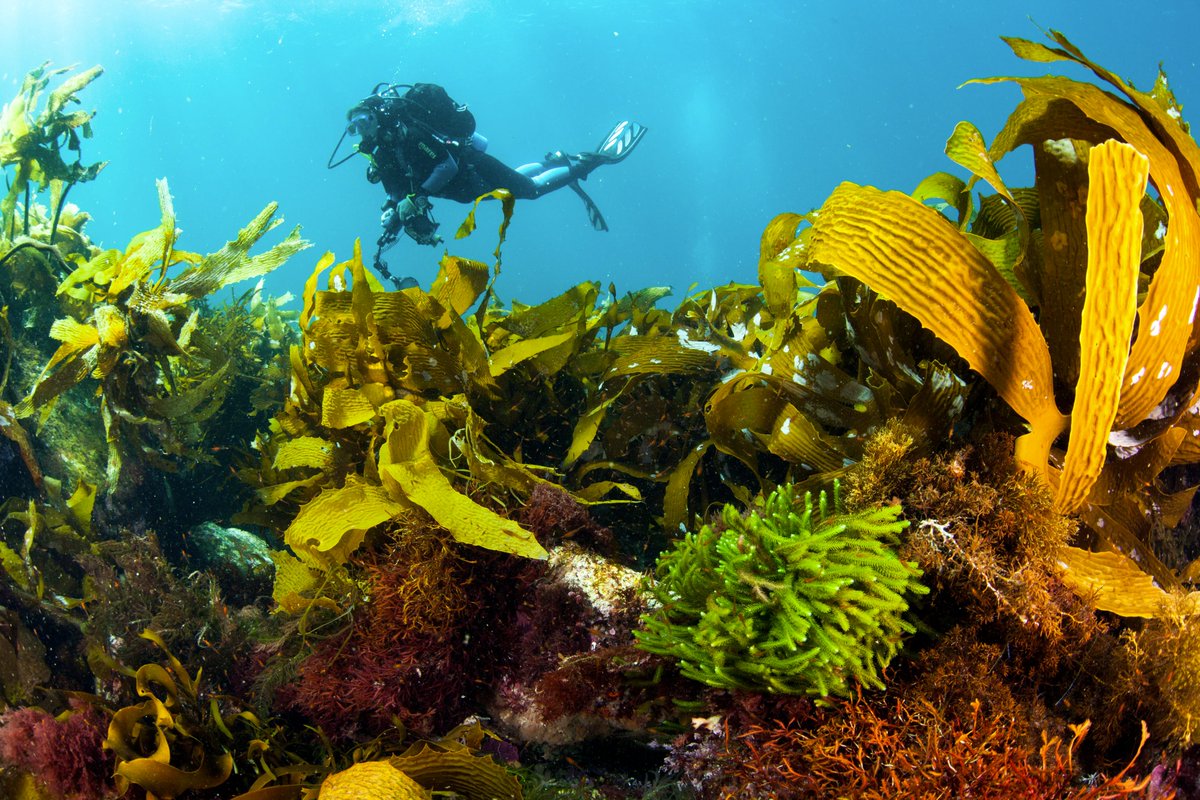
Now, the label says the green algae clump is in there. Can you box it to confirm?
[636,484,926,696]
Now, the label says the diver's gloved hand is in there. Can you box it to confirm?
[381,202,401,236]
[396,193,432,224]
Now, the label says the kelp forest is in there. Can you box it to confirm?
[4,30,1200,800]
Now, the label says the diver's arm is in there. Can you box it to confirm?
[420,152,459,195]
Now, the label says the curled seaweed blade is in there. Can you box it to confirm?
[946,120,1012,201]
[389,741,522,800]
[115,753,235,800]
[378,399,547,559]
[455,188,515,266]
[1056,141,1148,513]
[1035,30,1200,179]
[945,121,1035,304]
[283,475,402,566]
[802,182,1065,466]
[912,171,971,228]
[758,212,814,319]
[300,251,335,331]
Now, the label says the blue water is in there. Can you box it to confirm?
[5,1,1200,304]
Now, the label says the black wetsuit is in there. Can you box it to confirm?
[372,129,542,203]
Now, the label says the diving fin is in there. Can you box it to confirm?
[593,120,646,163]
[569,182,608,232]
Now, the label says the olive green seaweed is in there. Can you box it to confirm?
[636,483,927,696]
[0,62,106,242]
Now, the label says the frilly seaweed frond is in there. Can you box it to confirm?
[0,62,106,243]
[13,179,308,514]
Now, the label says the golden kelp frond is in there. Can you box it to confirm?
[378,399,547,559]
[802,182,1065,462]
[487,329,577,377]
[973,68,1200,431]
[758,32,1200,631]
[1056,546,1198,618]
[432,254,490,316]
[758,211,813,319]
[302,248,492,397]
[454,188,516,267]
[172,203,308,298]
[1055,141,1148,513]
[388,724,523,799]
[104,632,235,799]
[319,761,430,800]
[7,183,306,513]
[0,62,107,238]
[607,333,721,377]
[269,548,340,615]
[944,121,1037,305]
[284,475,402,566]
[321,387,378,428]
[490,281,600,346]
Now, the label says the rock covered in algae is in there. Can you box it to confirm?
[546,541,647,616]
[185,522,274,603]
[319,761,431,800]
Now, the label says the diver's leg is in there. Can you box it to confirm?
[463,152,540,199]
[515,155,603,197]
[515,122,648,197]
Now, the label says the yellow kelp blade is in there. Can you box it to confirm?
[115,752,235,800]
[269,549,338,615]
[300,251,336,331]
[455,188,516,265]
[1057,546,1200,619]
[972,73,1200,430]
[283,476,401,565]
[378,399,547,559]
[389,741,523,800]
[911,171,971,228]
[944,121,1035,305]
[173,202,311,298]
[1056,141,1148,513]
[433,255,491,316]
[1002,32,1200,187]
[272,436,334,471]
[44,64,103,117]
[66,480,96,534]
[945,120,1013,201]
[321,387,378,428]
[758,212,810,319]
[321,761,430,800]
[109,179,178,298]
[488,330,577,377]
[802,182,1065,464]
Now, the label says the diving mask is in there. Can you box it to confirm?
[347,110,378,139]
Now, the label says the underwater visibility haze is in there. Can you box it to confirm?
[8,1,1200,799]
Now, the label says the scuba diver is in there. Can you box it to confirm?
[328,82,647,288]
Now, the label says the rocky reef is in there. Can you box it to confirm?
[3,30,1200,800]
